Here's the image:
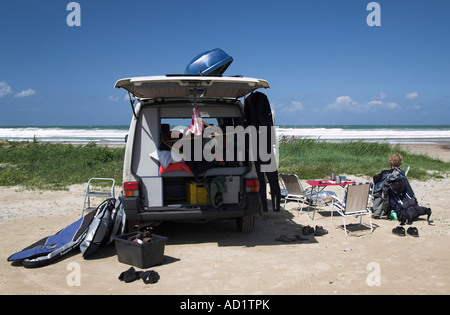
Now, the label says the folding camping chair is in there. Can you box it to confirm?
[330,182,373,235]
[279,173,313,212]
[81,178,115,216]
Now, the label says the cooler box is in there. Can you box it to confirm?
[114,232,167,269]
[186,182,209,204]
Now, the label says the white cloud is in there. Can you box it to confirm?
[277,100,304,113]
[405,92,419,100]
[109,95,120,101]
[1,82,36,98]
[0,81,13,98]
[366,100,383,107]
[14,88,36,98]
[373,92,387,100]
[326,96,359,111]
[326,95,399,113]
[385,102,400,109]
[285,101,303,112]
[337,96,357,105]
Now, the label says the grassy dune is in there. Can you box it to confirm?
[0,139,448,190]
[0,141,124,190]
[278,138,449,180]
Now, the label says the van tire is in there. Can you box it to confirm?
[125,219,139,232]
[236,214,255,233]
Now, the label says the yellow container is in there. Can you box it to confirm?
[186,182,209,204]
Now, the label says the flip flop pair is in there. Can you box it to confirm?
[275,234,306,243]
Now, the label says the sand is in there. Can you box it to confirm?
[0,144,449,296]
[398,142,450,163]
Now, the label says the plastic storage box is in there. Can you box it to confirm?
[114,232,167,269]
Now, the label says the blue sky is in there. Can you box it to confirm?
[0,0,449,126]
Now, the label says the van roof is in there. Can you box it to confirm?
[114,75,270,99]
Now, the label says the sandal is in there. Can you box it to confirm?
[293,234,307,241]
[302,225,315,235]
[407,227,419,237]
[314,225,328,236]
[392,226,406,237]
[275,234,307,243]
[275,235,294,243]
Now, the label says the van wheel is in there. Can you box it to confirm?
[125,220,139,232]
[236,215,255,233]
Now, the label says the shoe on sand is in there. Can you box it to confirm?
[407,226,419,237]
[314,225,328,236]
[392,226,406,237]
[302,225,315,235]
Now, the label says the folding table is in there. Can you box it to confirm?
[306,180,355,219]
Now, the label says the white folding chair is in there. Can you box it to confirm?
[330,182,373,235]
[279,173,312,212]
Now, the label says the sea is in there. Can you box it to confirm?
[0,125,449,145]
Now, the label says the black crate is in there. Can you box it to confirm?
[114,232,167,269]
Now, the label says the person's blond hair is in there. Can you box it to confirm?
[389,153,403,168]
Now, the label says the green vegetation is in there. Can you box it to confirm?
[0,140,124,190]
[0,139,448,190]
[278,138,449,181]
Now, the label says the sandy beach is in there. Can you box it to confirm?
[0,143,449,296]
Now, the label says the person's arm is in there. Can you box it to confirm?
[373,170,388,184]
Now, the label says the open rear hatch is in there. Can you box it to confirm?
[116,75,272,221]
[114,75,270,99]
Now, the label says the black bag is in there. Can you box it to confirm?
[395,194,432,225]
[377,168,432,224]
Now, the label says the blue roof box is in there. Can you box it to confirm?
[185,48,233,75]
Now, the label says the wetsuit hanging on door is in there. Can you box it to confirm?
[244,92,281,212]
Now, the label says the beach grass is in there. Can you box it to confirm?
[0,140,124,190]
[0,139,448,190]
[278,138,449,181]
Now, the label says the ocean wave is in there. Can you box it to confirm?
[276,127,450,140]
[0,126,128,144]
[1,125,449,145]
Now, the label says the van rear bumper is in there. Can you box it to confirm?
[122,192,260,221]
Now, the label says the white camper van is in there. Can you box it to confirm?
[114,75,276,232]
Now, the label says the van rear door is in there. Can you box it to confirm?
[114,75,270,99]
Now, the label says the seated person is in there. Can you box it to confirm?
[372,153,431,224]
[372,153,404,219]
[373,152,403,184]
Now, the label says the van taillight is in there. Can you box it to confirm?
[245,179,259,193]
[124,181,139,197]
